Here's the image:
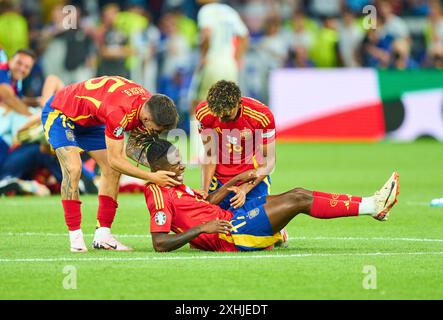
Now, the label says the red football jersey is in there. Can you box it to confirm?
[195,97,276,184]
[144,183,238,252]
[50,76,151,140]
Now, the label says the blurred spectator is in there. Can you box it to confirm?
[425,0,443,52]
[158,12,192,84]
[115,1,148,80]
[359,23,393,68]
[95,3,132,78]
[309,17,339,67]
[132,11,161,90]
[259,16,289,70]
[390,38,418,69]
[308,0,341,18]
[378,0,410,40]
[426,42,443,68]
[167,6,198,48]
[338,8,365,67]
[288,45,315,68]
[195,0,249,102]
[286,10,316,54]
[40,5,95,84]
[157,10,193,130]
[0,0,29,59]
[0,49,36,168]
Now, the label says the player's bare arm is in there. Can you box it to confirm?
[151,220,231,252]
[229,141,276,208]
[22,96,41,106]
[0,83,32,116]
[106,136,180,187]
[206,169,257,206]
[201,133,217,193]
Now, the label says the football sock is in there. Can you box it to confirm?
[310,196,359,218]
[97,195,118,229]
[62,200,82,231]
[359,197,376,215]
[313,191,362,203]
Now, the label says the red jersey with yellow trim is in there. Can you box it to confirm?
[195,97,276,184]
[145,183,238,252]
[50,76,151,140]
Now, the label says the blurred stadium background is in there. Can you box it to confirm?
[1,0,443,195]
[1,0,443,300]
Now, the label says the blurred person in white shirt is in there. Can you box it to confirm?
[194,0,249,102]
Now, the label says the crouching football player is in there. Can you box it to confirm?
[137,136,399,252]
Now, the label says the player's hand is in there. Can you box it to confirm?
[150,171,181,187]
[200,219,231,234]
[236,169,258,185]
[228,185,247,209]
[193,189,208,199]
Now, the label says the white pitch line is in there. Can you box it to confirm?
[1,252,443,263]
[1,232,443,243]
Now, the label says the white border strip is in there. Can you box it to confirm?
[1,233,443,243]
[1,252,443,263]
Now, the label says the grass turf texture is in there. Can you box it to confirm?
[1,141,442,300]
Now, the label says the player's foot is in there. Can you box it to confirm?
[69,229,88,253]
[274,228,289,248]
[92,233,133,251]
[373,172,400,221]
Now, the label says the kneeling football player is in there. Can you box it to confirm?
[136,136,399,252]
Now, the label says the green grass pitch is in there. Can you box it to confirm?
[1,141,442,300]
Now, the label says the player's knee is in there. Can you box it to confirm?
[289,188,312,207]
[101,165,121,181]
[62,162,82,182]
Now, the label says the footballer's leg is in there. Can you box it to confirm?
[263,173,399,234]
[88,149,132,251]
[55,146,87,252]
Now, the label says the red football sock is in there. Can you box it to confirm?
[62,200,82,231]
[97,195,118,228]
[310,196,359,219]
[313,191,362,203]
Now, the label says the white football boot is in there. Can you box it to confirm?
[373,172,400,221]
[92,227,133,251]
[69,229,88,253]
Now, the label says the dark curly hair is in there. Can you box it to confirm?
[131,132,175,170]
[206,80,242,117]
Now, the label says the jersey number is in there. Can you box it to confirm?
[84,76,133,93]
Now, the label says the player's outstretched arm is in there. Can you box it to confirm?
[206,170,258,206]
[151,220,231,252]
[106,136,180,187]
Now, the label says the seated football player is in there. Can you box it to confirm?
[136,136,399,252]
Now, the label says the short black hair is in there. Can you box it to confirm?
[13,49,37,61]
[145,94,179,131]
[206,80,242,117]
[132,133,175,169]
